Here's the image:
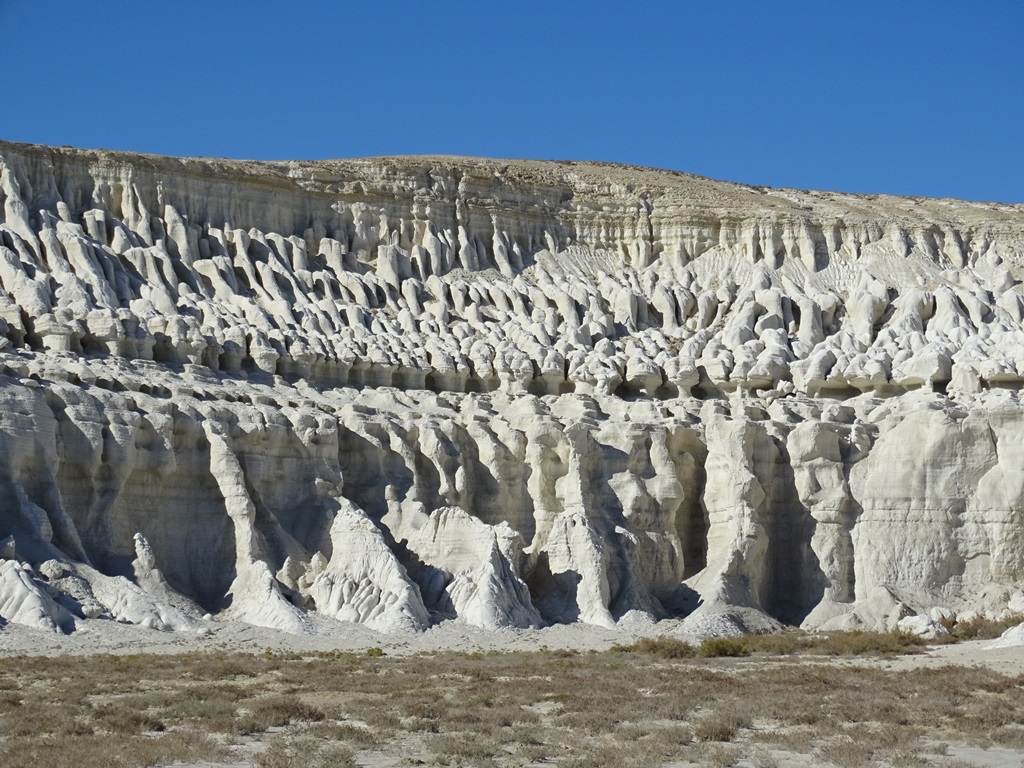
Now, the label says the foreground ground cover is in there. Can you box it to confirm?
[0,632,1022,767]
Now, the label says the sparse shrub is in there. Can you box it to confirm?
[256,738,356,768]
[361,708,401,733]
[947,613,1024,641]
[646,723,694,748]
[814,630,924,656]
[789,705,823,725]
[255,741,294,768]
[365,646,385,658]
[92,702,165,733]
[0,729,231,768]
[815,739,875,767]
[58,718,95,736]
[743,632,804,655]
[0,690,22,712]
[556,707,622,735]
[693,712,750,742]
[560,744,656,768]
[698,638,749,658]
[609,636,696,658]
[248,695,325,728]
[515,743,551,763]
[751,747,780,768]
[701,744,742,768]
[428,731,502,764]
[403,697,447,720]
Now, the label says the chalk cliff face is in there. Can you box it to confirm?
[1,139,1023,636]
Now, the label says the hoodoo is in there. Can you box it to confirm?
[1,139,1024,637]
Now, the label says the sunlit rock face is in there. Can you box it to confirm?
[1,139,1023,636]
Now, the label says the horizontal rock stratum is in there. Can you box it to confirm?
[1,139,1023,638]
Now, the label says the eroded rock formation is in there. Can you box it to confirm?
[1,139,1023,636]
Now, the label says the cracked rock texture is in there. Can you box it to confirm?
[1,139,1024,636]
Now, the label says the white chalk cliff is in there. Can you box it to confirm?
[1,139,1023,636]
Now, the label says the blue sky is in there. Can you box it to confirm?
[2,1,1021,202]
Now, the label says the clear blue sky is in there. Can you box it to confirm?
[2,1,1022,202]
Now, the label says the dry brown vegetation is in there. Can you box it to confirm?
[0,633,1021,767]
[940,612,1024,641]
[611,629,930,658]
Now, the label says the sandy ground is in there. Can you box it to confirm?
[0,614,639,658]
[2,614,1023,676]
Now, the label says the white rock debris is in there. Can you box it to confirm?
[0,140,1023,638]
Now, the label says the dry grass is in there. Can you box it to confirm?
[940,612,1024,641]
[610,635,696,658]
[255,737,356,768]
[693,711,750,742]
[0,640,1021,767]
[611,629,928,660]
[0,729,230,768]
[698,637,751,657]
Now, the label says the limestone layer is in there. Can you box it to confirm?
[1,139,1023,637]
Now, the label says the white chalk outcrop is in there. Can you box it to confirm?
[0,560,74,633]
[0,139,1023,638]
[308,503,429,632]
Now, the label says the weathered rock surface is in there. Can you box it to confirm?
[0,139,1023,636]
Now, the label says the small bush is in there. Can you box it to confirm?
[428,731,502,764]
[693,712,749,742]
[646,723,694,748]
[256,738,356,768]
[701,744,742,768]
[560,744,652,768]
[743,632,805,655]
[814,630,924,656]
[248,695,325,728]
[698,638,749,658]
[991,725,1024,749]
[815,739,875,767]
[947,613,1024,641]
[365,646,386,658]
[751,747,781,768]
[92,702,165,734]
[609,636,696,658]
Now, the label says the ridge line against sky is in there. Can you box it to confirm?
[1,1,1021,203]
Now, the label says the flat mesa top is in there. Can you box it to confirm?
[2,139,1021,229]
